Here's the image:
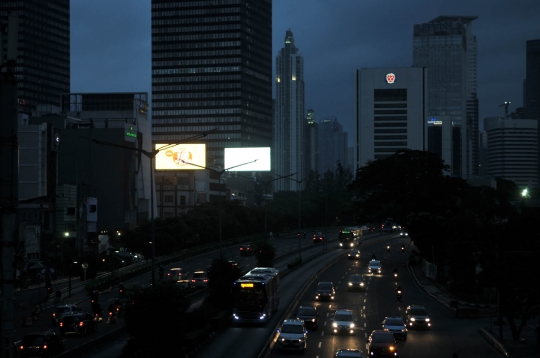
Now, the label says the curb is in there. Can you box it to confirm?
[478,327,510,357]
[56,325,127,358]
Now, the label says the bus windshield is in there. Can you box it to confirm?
[232,286,267,310]
[338,231,354,241]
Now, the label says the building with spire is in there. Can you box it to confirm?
[274,29,306,191]
[413,15,478,178]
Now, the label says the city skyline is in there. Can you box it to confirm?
[71,0,540,145]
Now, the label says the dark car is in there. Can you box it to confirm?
[335,349,365,357]
[167,267,187,280]
[405,304,431,330]
[294,305,318,330]
[51,304,81,325]
[239,243,254,256]
[58,312,97,336]
[366,330,398,357]
[313,232,325,244]
[347,274,366,291]
[315,281,335,301]
[382,316,407,340]
[19,331,64,358]
[347,249,361,260]
[331,309,356,335]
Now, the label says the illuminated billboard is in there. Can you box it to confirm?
[224,147,271,171]
[154,144,206,170]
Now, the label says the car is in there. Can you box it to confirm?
[190,270,209,288]
[294,305,318,331]
[315,281,335,301]
[347,274,366,291]
[239,243,253,256]
[382,315,408,340]
[313,231,325,244]
[51,304,81,325]
[400,231,409,237]
[332,309,356,335]
[276,318,307,354]
[58,312,97,336]
[334,349,365,357]
[366,330,398,357]
[368,259,382,275]
[19,331,64,358]
[167,267,187,279]
[347,249,361,260]
[405,304,431,330]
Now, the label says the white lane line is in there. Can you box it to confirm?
[318,342,322,348]
[364,322,367,327]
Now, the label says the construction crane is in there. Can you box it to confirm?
[499,101,511,118]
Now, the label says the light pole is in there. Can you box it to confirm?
[86,129,216,287]
[68,260,77,298]
[180,159,258,257]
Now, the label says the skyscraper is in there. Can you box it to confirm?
[319,117,348,175]
[0,1,70,113]
[305,109,319,175]
[413,16,478,178]
[151,0,273,169]
[525,39,540,120]
[274,29,305,191]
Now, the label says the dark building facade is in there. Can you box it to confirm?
[413,16,478,177]
[0,0,70,113]
[151,0,273,169]
[525,39,540,120]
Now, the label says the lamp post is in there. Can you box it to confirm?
[68,260,78,298]
[85,129,216,287]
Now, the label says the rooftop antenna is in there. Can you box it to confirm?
[498,101,511,118]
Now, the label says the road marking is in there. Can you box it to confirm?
[318,342,322,348]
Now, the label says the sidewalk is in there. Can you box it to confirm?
[408,258,540,358]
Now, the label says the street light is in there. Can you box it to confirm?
[68,260,78,298]
[85,129,216,286]
[179,159,259,257]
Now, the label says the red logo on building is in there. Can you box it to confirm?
[386,73,395,84]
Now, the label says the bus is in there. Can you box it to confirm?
[232,267,279,324]
[338,227,362,248]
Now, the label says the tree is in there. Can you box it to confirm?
[255,241,276,267]
[206,256,243,310]
[120,282,191,357]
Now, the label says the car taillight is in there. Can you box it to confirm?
[204,279,208,282]
[59,322,63,327]
[53,313,56,317]
[191,279,196,283]
[79,322,84,326]
[43,345,48,349]
[19,346,24,350]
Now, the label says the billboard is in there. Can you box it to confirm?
[224,147,271,171]
[154,144,206,170]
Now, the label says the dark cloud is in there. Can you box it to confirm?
[71,0,540,138]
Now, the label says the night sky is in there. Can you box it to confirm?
[71,0,540,142]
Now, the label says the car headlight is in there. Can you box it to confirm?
[410,318,415,321]
[350,323,355,328]
[311,319,316,322]
[348,282,353,286]
[333,322,338,327]
[360,282,364,286]
[425,318,430,322]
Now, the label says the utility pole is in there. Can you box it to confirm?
[0,14,19,358]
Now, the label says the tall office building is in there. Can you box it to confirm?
[0,1,70,113]
[413,16,478,178]
[525,39,540,120]
[319,117,348,174]
[355,67,428,170]
[484,117,538,189]
[151,0,272,170]
[274,29,305,191]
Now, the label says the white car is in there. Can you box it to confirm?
[277,319,307,353]
[368,260,382,275]
[332,309,356,334]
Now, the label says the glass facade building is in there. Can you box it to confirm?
[274,29,305,191]
[151,0,273,169]
[0,0,70,113]
[413,16,478,177]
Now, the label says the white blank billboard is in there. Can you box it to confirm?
[224,147,271,171]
